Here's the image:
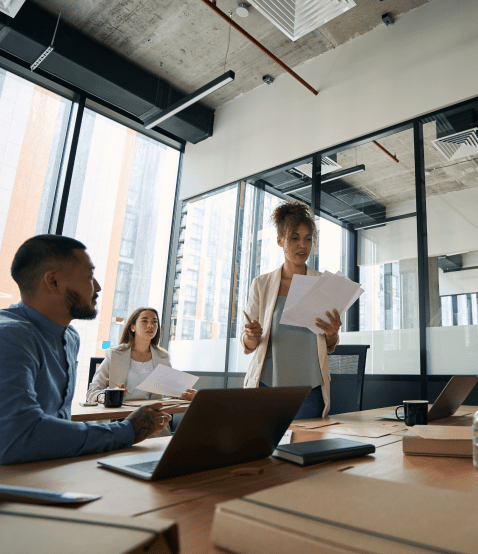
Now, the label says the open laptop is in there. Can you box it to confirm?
[377,375,478,421]
[98,386,311,481]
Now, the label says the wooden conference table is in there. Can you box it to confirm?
[71,398,191,421]
[2,406,477,553]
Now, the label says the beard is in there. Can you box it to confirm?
[65,288,97,320]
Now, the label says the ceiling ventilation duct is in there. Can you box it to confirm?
[249,0,356,41]
[294,157,342,178]
[0,0,25,17]
[432,128,478,161]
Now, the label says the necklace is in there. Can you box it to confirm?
[132,349,152,364]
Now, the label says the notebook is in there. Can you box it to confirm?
[98,386,311,481]
[272,438,375,465]
[0,484,101,505]
[376,375,478,421]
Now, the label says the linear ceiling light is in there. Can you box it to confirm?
[0,0,26,17]
[142,71,235,130]
[249,0,356,41]
[282,164,365,194]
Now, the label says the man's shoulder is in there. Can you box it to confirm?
[0,307,39,348]
[0,305,34,332]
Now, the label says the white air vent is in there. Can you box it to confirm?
[249,0,356,41]
[0,0,25,17]
[432,128,478,161]
[294,157,342,178]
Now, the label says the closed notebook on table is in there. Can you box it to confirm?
[272,438,375,465]
[0,503,178,554]
[212,470,478,554]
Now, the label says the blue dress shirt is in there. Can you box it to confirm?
[0,302,134,464]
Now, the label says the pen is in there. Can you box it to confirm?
[107,379,132,395]
[243,310,252,324]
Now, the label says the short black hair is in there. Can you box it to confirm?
[11,235,87,295]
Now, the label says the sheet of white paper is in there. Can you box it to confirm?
[279,275,318,327]
[284,271,363,335]
[137,363,198,397]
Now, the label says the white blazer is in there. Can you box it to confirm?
[86,345,171,403]
[241,265,339,417]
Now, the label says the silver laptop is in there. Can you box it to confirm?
[377,376,478,421]
[98,386,311,481]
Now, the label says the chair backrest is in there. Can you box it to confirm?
[327,345,369,415]
[88,357,105,390]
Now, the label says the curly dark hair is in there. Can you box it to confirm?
[271,201,317,242]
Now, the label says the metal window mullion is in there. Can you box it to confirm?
[224,183,243,388]
[310,153,322,270]
[54,94,86,235]
[346,227,359,332]
[161,154,184,348]
[414,120,429,400]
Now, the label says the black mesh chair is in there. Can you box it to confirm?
[88,357,105,390]
[327,345,369,415]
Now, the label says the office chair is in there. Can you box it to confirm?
[327,345,369,415]
[88,357,105,390]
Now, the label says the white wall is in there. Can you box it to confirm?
[180,0,478,199]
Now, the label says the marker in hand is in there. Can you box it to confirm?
[243,310,252,324]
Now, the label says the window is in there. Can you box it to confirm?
[62,108,179,398]
[423,101,478,375]
[0,68,73,309]
[168,186,237,372]
[182,319,195,340]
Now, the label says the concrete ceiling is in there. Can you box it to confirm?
[29,0,431,110]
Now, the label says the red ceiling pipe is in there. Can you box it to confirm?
[199,0,319,96]
[373,140,400,163]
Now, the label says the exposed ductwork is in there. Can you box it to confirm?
[0,3,214,144]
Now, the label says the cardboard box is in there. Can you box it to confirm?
[212,470,478,554]
[402,425,472,457]
[0,503,178,554]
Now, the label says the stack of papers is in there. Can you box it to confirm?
[280,271,364,334]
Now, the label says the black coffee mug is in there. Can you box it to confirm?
[96,388,124,408]
[395,400,429,426]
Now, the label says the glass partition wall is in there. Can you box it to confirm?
[423,101,478,375]
[324,129,420,375]
[166,100,478,391]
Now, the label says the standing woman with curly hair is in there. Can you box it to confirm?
[241,202,341,419]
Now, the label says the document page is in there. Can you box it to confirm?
[279,275,318,326]
[137,363,198,397]
[283,271,364,335]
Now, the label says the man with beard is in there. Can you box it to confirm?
[0,235,171,464]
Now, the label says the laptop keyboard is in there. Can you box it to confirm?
[126,460,158,474]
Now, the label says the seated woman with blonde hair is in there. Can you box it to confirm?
[87,307,196,403]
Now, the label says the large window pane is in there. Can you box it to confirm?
[423,102,478,374]
[168,186,237,372]
[0,68,72,308]
[325,129,420,374]
[63,108,180,399]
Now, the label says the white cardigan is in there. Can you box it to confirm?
[241,265,339,417]
[86,345,171,403]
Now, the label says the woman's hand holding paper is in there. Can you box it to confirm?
[315,309,342,347]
